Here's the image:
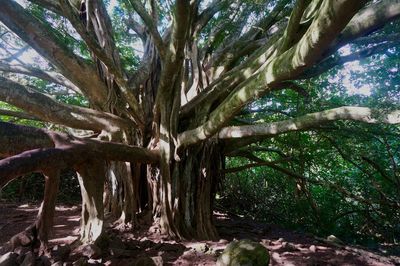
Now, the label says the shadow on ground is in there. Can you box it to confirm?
[1,203,399,265]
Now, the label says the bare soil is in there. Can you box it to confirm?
[0,202,399,265]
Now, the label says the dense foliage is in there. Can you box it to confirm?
[220,44,400,245]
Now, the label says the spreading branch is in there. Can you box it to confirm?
[0,77,130,132]
[0,62,81,93]
[332,0,400,50]
[127,0,165,58]
[218,107,400,139]
[0,109,42,121]
[179,1,367,147]
[0,0,110,108]
[27,0,62,15]
[0,122,160,186]
[59,0,145,126]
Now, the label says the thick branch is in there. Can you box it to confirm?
[0,0,109,108]
[0,62,81,93]
[0,142,159,186]
[179,1,367,147]
[27,0,62,15]
[0,122,54,157]
[0,109,41,121]
[266,0,367,83]
[0,122,160,185]
[59,0,144,125]
[333,0,400,50]
[128,0,165,58]
[278,0,309,54]
[300,39,400,79]
[224,160,285,174]
[194,0,228,36]
[218,107,400,139]
[0,77,130,132]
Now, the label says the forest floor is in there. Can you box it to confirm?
[0,202,399,265]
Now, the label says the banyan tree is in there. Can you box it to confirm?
[0,0,399,250]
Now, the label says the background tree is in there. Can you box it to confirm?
[0,0,399,249]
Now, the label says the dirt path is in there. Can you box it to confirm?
[0,203,398,265]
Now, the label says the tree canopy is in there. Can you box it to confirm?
[0,0,399,248]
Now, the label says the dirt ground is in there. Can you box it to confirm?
[0,202,399,265]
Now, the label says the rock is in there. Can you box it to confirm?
[81,244,102,259]
[206,246,217,256]
[327,235,344,246]
[51,262,63,266]
[190,243,209,253]
[20,251,35,266]
[218,239,229,244]
[261,239,271,245]
[281,242,299,252]
[51,244,71,262]
[309,245,317,253]
[0,252,18,266]
[216,239,270,266]
[87,258,102,265]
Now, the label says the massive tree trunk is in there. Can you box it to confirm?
[76,160,107,244]
[157,142,222,239]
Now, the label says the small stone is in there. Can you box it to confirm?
[309,245,317,253]
[281,242,298,252]
[0,252,18,266]
[271,252,280,259]
[81,244,102,259]
[87,258,102,265]
[51,262,63,266]
[190,243,209,253]
[218,239,229,244]
[261,239,271,245]
[326,235,344,245]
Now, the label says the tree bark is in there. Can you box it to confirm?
[75,160,106,244]
[157,141,222,239]
[36,169,60,252]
